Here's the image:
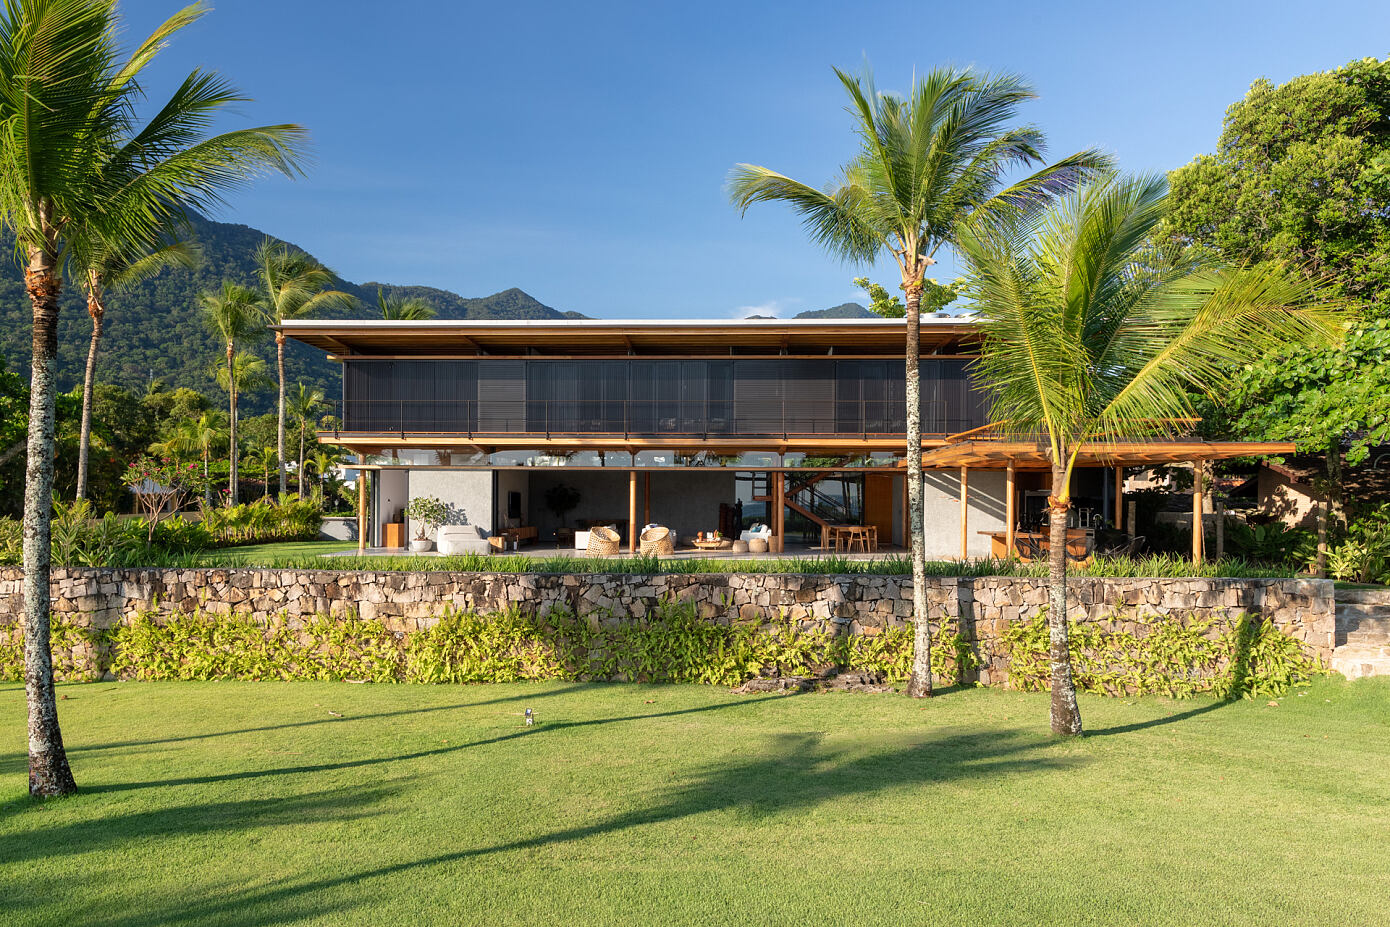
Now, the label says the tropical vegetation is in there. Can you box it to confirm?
[729,65,1108,698]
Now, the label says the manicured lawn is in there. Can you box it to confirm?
[2,678,1387,926]
[196,539,357,564]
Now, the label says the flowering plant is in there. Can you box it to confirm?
[123,457,206,541]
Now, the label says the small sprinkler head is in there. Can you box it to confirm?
[525,707,533,726]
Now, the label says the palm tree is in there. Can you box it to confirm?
[254,238,355,496]
[71,234,199,500]
[201,285,268,504]
[962,174,1342,735]
[0,0,304,797]
[729,66,1108,697]
[308,446,342,494]
[377,286,436,320]
[156,411,225,503]
[245,444,276,499]
[287,382,325,494]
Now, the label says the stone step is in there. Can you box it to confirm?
[1330,646,1390,679]
[1334,609,1390,646]
[1335,587,1390,607]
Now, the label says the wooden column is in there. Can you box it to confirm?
[1005,462,1016,560]
[959,465,969,560]
[901,472,910,551]
[357,469,368,552]
[629,469,638,552]
[1114,467,1124,531]
[643,472,651,525]
[1191,459,1204,564]
[773,470,785,553]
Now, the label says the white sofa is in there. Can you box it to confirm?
[438,525,490,555]
[740,524,773,543]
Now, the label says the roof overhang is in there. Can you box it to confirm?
[278,317,979,356]
[911,440,1298,469]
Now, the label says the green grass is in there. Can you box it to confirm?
[3,677,1387,926]
[194,539,357,565]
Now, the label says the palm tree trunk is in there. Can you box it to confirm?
[298,426,306,496]
[227,342,238,506]
[74,287,104,502]
[904,280,932,698]
[22,245,78,797]
[203,448,212,505]
[1047,459,1082,736]
[276,332,287,497]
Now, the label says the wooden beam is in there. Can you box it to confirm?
[1114,466,1124,530]
[1005,462,1016,560]
[629,469,638,553]
[959,466,969,560]
[1192,460,1204,564]
[356,471,367,551]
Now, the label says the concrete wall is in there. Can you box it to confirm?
[319,517,358,542]
[494,470,529,531]
[528,470,632,538]
[0,568,1336,687]
[920,469,1008,558]
[644,471,737,542]
[407,469,492,540]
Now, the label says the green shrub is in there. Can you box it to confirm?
[999,609,1326,699]
[197,496,323,546]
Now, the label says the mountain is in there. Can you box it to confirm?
[0,214,586,413]
[795,302,877,319]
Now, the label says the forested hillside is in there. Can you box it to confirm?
[0,214,585,413]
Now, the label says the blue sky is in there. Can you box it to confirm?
[122,0,1390,319]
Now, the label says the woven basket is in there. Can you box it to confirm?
[586,525,621,556]
[639,526,674,556]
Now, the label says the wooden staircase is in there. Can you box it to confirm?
[1331,587,1390,679]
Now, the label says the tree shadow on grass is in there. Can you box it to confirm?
[54,723,1075,927]
[83,692,805,794]
[0,682,599,776]
[0,784,398,866]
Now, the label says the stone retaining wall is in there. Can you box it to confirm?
[0,568,1335,686]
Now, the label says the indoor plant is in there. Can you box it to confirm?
[404,495,448,552]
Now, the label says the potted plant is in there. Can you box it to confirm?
[543,482,581,528]
[404,495,448,552]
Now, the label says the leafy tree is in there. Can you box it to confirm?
[376,285,437,320]
[1166,56,1390,479]
[253,238,355,495]
[853,276,957,318]
[729,65,1106,697]
[0,0,302,797]
[963,174,1341,735]
[201,283,268,505]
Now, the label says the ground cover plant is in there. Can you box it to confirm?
[0,677,1386,926]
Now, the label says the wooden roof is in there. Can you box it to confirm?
[913,440,1299,469]
[277,317,979,356]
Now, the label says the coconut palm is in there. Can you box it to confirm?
[729,66,1108,697]
[201,286,268,504]
[961,174,1342,735]
[245,444,276,499]
[377,286,436,320]
[71,234,199,500]
[253,238,356,496]
[287,382,325,493]
[0,0,304,796]
[308,446,343,494]
[157,411,225,504]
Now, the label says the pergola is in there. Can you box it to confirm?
[908,439,1298,562]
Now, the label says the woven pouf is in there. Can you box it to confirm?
[731,539,749,553]
[747,538,769,554]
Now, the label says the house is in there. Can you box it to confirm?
[280,317,1297,558]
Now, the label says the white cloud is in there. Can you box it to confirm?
[731,298,801,318]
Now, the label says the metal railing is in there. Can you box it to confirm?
[324,397,987,441]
